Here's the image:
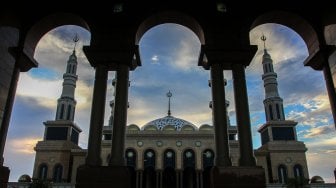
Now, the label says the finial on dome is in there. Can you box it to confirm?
[166,91,172,116]
[73,33,79,52]
[261,34,267,50]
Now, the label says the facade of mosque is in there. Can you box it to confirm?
[28,40,313,188]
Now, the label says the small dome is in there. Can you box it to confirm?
[311,176,324,183]
[127,124,140,131]
[143,115,197,131]
[199,124,213,131]
[18,174,32,182]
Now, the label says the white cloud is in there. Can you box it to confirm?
[151,55,159,64]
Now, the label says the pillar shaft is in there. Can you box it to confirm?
[0,66,20,165]
[210,63,232,167]
[323,62,336,127]
[232,64,256,166]
[109,64,130,166]
[85,65,108,166]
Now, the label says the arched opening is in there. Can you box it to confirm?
[293,164,304,179]
[52,164,63,182]
[183,149,196,188]
[125,148,137,188]
[162,149,176,188]
[143,149,156,188]
[202,149,214,188]
[38,163,48,180]
[4,24,91,181]
[249,23,333,163]
[278,164,288,184]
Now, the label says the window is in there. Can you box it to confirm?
[38,164,48,180]
[164,149,176,168]
[66,105,72,120]
[125,148,137,168]
[202,149,214,169]
[293,164,304,178]
[276,104,281,119]
[60,104,64,119]
[278,165,288,184]
[269,105,273,120]
[53,164,63,182]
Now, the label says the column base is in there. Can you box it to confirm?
[0,166,10,188]
[76,165,131,188]
[210,166,265,188]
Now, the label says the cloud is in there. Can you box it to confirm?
[6,137,41,154]
[151,55,159,64]
[304,125,335,138]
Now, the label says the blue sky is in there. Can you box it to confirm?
[4,23,336,182]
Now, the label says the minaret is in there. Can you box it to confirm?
[258,35,298,144]
[209,79,237,140]
[255,35,309,184]
[167,90,172,116]
[41,35,82,145]
[33,35,82,182]
[261,35,285,121]
[55,35,79,121]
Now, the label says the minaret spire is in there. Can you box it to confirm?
[73,33,79,52]
[167,91,172,116]
[55,34,79,121]
[261,34,267,50]
[261,35,285,121]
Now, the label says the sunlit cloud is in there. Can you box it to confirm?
[304,125,335,138]
[6,137,41,154]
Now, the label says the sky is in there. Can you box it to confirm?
[3,23,336,183]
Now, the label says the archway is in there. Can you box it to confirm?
[162,149,176,188]
[143,149,156,188]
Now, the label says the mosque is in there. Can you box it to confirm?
[29,36,311,188]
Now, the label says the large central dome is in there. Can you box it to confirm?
[143,115,197,131]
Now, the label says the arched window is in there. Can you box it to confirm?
[293,164,304,178]
[269,104,273,120]
[60,104,65,119]
[183,149,195,168]
[263,64,267,73]
[66,105,72,120]
[72,65,76,74]
[278,165,288,184]
[53,164,63,182]
[144,149,156,168]
[276,104,281,119]
[125,148,137,168]
[163,149,176,168]
[38,164,48,180]
[202,149,214,169]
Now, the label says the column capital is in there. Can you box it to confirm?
[8,46,38,72]
[198,45,257,70]
[304,45,336,70]
[83,45,141,71]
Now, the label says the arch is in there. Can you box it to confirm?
[125,148,137,168]
[127,124,140,131]
[23,13,90,61]
[181,124,196,131]
[52,164,63,182]
[143,149,156,188]
[276,103,281,120]
[66,104,72,120]
[59,103,65,119]
[199,124,213,131]
[163,149,176,168]
[293,164,304,178]
[183,149,196,168]
[278,164,288,184]
[135,11,205,45]
[144,149,156,168]
[38,163,48,180]
[251,11,319,58]
[202,149,215,169]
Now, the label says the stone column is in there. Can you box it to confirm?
[109,64,130,166]
[0,66,19,166]
[85,64,108,166]
[210,63,232,167]
[323,62,336,127]
[0,66,19,188]
[232,63,256,166]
